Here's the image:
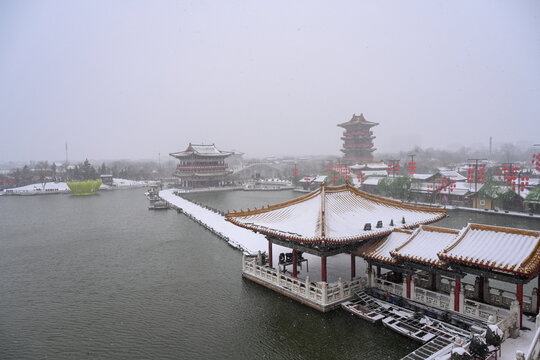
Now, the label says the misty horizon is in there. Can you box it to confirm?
[1,1,539,162]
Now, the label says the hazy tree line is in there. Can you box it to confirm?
[3,159,177,188]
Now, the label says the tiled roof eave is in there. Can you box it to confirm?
[226,217,394,244]
[439,254,538,278]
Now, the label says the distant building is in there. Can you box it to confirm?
[100,174,113,186]
[338,113,378,165]
[170,143,233,189]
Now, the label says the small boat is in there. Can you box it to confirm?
[342,301,385,323]
[382,316,436,343]
[149,199,169,210]
[146,183,168,210]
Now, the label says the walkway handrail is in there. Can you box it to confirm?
[243,256,362,307]
[524,326,540,360]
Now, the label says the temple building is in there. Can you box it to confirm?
[227,182,446,311]
[338,113,378,165]
[359,223,540,330]
[170,143,233,189]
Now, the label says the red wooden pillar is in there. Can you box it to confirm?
[431,273,437,291]
[268,240,273,268]
[479,276,484,302]
[407,274,412,299]
[292,249,298,278]
[350,254,356,280]
[517,283,523,329]
[454,278,461,312]
[321,256,327,282]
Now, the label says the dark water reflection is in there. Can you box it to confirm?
[0,190,416,360]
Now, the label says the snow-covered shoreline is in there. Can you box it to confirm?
[2,178,149,195]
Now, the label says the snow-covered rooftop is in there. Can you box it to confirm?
[361,229,412,264]
[170,143,233,158]
[358,223,540,277]
[350,162,387,170]
[438,170,467,181]
[391,226,460,266]
[226,184,446,244]
[439,224,540,276]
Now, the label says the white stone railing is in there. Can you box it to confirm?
[463,298,511,323]
[415,287,451,310]
[374,277,403,297]
[243,255,364,307]
[414,274,536,314]
[520,316,540,360]
[371,273,513,324]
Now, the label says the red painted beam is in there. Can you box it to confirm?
[454,278,461,312]
[517,283,523,329]
[268,240,273,268]
[292,249,298,278]
[321,256,327,282]
[350,254,356,280]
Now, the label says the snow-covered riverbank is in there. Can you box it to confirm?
[2,178,149,195]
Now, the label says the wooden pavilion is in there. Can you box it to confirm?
[226,183,446,311]
[359,224,540,330]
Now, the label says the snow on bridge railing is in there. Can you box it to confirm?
[242,255,363,306]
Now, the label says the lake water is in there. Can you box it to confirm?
[0,189,538,359]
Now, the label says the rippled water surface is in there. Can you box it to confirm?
[0,189,418,359]
[1,189,538,359]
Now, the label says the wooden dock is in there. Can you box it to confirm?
[343,291,474,360]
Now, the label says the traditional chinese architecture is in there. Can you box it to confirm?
[338,113,378,165]
[170,143,233,189]
[226,182,446,311]
[359,223,540,332]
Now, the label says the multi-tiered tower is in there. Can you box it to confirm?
[170,143,233,189]
[338,113,378,165]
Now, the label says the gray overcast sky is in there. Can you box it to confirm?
[1,0,539,162]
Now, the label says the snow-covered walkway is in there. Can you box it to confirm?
[159,189,361,283]
[159,189,268,254]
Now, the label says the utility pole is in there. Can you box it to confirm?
[408,154,416,176]
[387,159,400,178]
[467,158,487,194]
[489,137,492,161]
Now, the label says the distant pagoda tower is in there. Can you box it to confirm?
[170,143,233,189]
[338,113,378,165]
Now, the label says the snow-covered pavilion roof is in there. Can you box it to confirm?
[438,224,540,277]
[390,226,460,266]
[226,183,446,244]
[361,229,413,264]
[170,143,233,158]
[337,113,378,128]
